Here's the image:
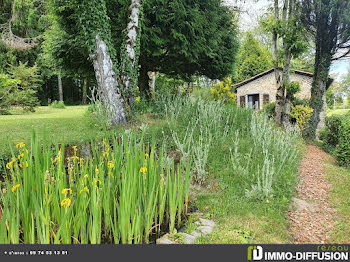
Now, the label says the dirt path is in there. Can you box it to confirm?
[288,144,336,244]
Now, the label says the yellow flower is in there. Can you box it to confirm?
[140,167,147,173]
[11,184,20,193]
[95,166,99,175]
[17,153,24,159]
[6,159,15,169]
[61,188,72,195]
[16,142,25,148]
[145,153,149,158]
[93,178,101,186]
[135,96,141,102]
[84,174,89,179]
[71,156,79,161]
[103,152,109,158]
[79,186,89,194]
[107,161,114,169]
[61,198,71,207]
[72,146,77,151]
[25,161,29,168]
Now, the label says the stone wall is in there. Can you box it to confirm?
[236,72,315,109]
[235,71,327,132]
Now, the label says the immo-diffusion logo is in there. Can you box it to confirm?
[247,245,349,261]
[247,246,263,261]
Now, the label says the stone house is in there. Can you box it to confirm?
[234,68,333,130]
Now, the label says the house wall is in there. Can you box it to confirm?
[236,72,314,109]
[235,71,327,132]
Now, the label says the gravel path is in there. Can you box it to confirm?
[288,144,336,244]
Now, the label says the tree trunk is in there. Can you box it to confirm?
[309,63,330,138]
[82,78,87,105]
[273,0,283,125]
[121,0,142,107]
[58,73,63,102]
[148,71,157,99]
[92,35,127,125]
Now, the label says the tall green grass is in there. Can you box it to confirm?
[156,95,301,199]
[0,129,191,244]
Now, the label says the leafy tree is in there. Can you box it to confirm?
[301,0,350,137]
[139,0,239,98]
[233,32,273,83]
[0,62,40,113]
[262,0,308,126]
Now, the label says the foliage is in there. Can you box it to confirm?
[154,74,185,97]
[335,119,350,167]
[301,0,350,137]
[233,33,273,83]
[139,0,239,95]
[263,102,276,118]
[0,62,40,113]
[320,115,344,149]
[156,95,300,199]
[290,105,314,131]
[285,81,301,96]
[50,100,65,109]
[0,129,191,243]
[210,78,236,104]
[260,13,307,62]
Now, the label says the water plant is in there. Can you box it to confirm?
[0,129,192,244]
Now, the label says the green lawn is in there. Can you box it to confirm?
[327,108,350,116]
[0,106,106,157]
[326,157,350,243]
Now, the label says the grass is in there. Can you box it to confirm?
[151,95,303,244]
[0,106,107,157]
[0,129,192,244]
[327,108,350,116]
[326,156,350,243]
[0,95,304,244]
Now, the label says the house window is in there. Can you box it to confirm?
[248,94,259,110]
[240,96,245,107]
[263,94,270,105]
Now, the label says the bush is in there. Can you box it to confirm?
[263,102,276,118]
[4,62,40,112]
[321,115,344,148]
[290,105,313,131]
[50,100,66,109]
[210,77,237,104]
[336,119,350,167]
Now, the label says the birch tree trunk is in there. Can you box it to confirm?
[122,0,142,107]
[82,78,87,105]
[92,35,127,125]
[58,73,63,102]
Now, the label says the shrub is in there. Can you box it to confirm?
[290,105,314,131]
[335,120,350,167]
[210,77,237,104]
[321,115,344,148]
[50,100,66,109]
[263,102,276,118]
[4,62,40,112]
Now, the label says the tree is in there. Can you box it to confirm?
[262,0,307,126]
[233,32,273,83]
[50,0,143,124]
[301,0,350,137]
[139,0,239,98]
[0,62,40,113]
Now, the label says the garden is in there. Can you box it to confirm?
[0,0,350,246]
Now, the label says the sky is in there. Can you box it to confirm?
[224,0,350,81]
